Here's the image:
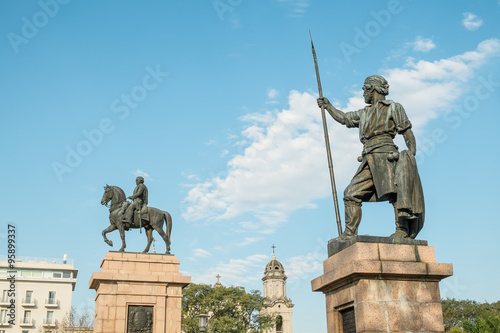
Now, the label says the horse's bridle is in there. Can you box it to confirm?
[104,187,126,212]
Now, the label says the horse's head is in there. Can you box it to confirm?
[101,184,113,206]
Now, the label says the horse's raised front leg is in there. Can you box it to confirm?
[102,225,117,247]
[143,228,153,253]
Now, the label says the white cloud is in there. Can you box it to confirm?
[205,139,217,146]
[237,237,263,247]
[411,36,436,52]
[181,171,199,181]
[193,254,269,286]
[133,169,151,180]
[182,39,500,232]
[276,0,310,18]
[267,88,279,99]
[182,90,351,232]
[272,252,325,292]
[462,12,483,31]
[192,248,211,259]
[382,38,500,129]
[286,252,323,280]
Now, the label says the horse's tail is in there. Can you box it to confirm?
[163,211,172,247]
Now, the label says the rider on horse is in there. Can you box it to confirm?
[123,176,148,226]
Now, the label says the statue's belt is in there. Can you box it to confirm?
[359,135,399,162]
[362,142,398,155]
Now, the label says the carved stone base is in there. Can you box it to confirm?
[89,252,190,333]
[312,237,453,333]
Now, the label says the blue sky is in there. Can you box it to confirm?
[1,1,499,332]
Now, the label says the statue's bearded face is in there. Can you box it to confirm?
[363,84,375,104]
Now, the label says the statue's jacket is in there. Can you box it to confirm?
[131,183,148,205]
[343,100,423,210]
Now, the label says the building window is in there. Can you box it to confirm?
[0,310,7,324]
[276,315,283,333]
[1,290,7,303]
[22,331,29,333]
[46,311,54,324]
[63,271,71,278]
[22,310,31,324]
[53,272,62,278]
[20,269,32,277]
[25,291,33,304]
[48,291,56,304]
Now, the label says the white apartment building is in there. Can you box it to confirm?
[0,255,78,333]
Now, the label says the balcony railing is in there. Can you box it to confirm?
[21,298,36,307]
[45,298,59,308]
[43,318,57,327]
[19,318,34,327]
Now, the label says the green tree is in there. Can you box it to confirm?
[442,299,483,329]
[443,299,500,332]
[182,283,275,333]
[462,314,500,333]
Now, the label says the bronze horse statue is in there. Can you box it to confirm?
[100,185,172,254]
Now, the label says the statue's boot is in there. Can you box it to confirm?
[342,204,361,239]
[123,210,134,226]
[390,204,409,239]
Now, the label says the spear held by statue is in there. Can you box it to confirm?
[309,31,343,237]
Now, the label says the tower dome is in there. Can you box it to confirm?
[263,253,286,279]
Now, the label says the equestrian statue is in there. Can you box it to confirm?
[100,177,172,254]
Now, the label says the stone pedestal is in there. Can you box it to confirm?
[311,237,453,333]
[89,252,191,333]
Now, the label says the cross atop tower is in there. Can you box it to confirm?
[214,274,223,288]
[271,244,276,259]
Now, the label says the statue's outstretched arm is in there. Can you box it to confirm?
[402,129,416,156]
[317,97,348,125]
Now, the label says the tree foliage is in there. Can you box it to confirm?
[182,283,275,333]
[462,314,500,333]
[67,306,94,329]
[443,299,500,332]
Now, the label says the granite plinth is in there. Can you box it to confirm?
[328,235,428,257]
[312,240,453,333]
[89,251,191,333]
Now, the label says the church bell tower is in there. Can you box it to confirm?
[261,245,293,333]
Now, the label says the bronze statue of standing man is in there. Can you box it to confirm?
[123,176,148,226]
[317,75,424,240]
